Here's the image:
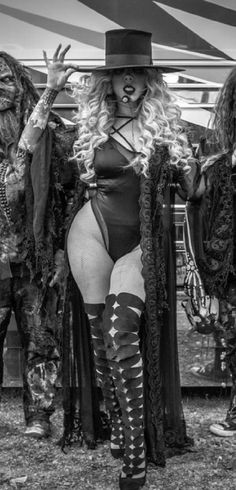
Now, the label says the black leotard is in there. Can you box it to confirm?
[91,137,141,261]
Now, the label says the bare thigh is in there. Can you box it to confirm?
[67,201,114,304]
[109,245,145,302]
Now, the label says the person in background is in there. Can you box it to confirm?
[184,65,236,437]
[19,30,195,490]
[0,52,76,439]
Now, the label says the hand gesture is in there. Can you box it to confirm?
[43,44,79,92]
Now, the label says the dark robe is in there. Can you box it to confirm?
[185,152,234,300]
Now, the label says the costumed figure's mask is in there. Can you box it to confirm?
[0,58,20,262]
[0,57,19,149]
[0,57,16,111]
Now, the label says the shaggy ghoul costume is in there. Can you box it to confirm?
[184,152,236,432]
[61,143,194,465]
[0,52,76,436]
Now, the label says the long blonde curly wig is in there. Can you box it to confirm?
[71,68,192,182]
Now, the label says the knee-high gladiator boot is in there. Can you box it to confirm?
[103,293,146,490]
[85,303,124,458]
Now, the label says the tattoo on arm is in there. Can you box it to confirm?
[18,87,58,153]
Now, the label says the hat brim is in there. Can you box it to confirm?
[75,64,184,73]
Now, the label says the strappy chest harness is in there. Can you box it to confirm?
[110,116,138,153]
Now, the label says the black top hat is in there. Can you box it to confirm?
[77,29,182,73]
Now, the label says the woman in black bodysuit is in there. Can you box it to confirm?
[19,29,195,490]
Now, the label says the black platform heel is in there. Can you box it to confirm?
[119,474,146,490]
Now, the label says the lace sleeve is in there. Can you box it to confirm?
[18,87,58,153]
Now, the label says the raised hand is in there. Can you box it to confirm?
[43,44,80,92]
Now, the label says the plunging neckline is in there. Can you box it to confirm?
[109,136,141,163]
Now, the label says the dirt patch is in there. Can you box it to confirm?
[1,392,236,489]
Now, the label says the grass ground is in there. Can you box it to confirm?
[1,391,236,489]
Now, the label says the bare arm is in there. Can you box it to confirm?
[18,44,78,153]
